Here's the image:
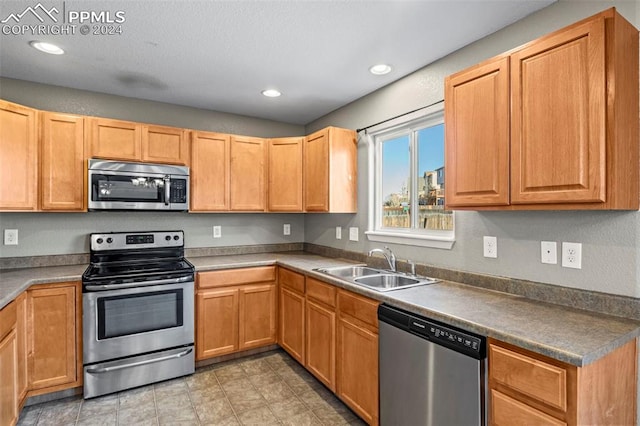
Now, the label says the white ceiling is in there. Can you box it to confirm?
[0,0,554,125]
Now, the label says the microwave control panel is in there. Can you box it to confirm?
[170,179,187,203]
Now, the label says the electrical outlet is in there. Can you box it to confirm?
[283,224,291,235]
[541,241,557,264]
[4,229,18,245]
[483,236,497,258]
[349,227,359,242]
[213,226,222,238]
[562,242,582,269]
[335,226,342,240]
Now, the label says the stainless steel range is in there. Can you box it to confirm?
[82,231,195,399]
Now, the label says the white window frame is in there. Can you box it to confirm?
[365,103,455,249]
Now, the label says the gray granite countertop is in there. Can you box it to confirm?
[2,252,639,367]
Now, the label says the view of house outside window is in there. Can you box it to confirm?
[371,108,453,243]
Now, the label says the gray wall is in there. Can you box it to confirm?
[0,78,306,257]
[305,0,640,299]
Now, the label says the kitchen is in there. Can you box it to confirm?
[1,0,639,425]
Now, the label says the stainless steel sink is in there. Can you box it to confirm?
[314,265,438,292]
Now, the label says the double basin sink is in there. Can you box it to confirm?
[314,265,438,292]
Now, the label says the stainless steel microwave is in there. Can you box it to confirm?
[88,159,189,211]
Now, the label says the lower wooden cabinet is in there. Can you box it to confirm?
[27,282,82,394]
[0,301,18,426]
[336,290,380,426]
[15,293,28,406]
[488,338,637,426]
[305,278,337,391]
[278,268,306,364]
[196,267,277,361]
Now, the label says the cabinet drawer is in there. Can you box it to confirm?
[279,267,305,294]
[198,266,276,289]
[490,343,568,411]
[0,300,16,340]
[491,389,566,426]
[337,290,379,330]
[306,278,336,307]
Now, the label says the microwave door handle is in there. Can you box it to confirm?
[164,176,170,206]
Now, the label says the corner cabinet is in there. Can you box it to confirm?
[0,100,37,211]
[488,338,637,425]
[304,127,357,212]
[445,8,639,210]
[268,137,303,212]
[196,267,277,360]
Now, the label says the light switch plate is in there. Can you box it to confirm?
[541,241,557,264]
[349,227,359,242]
[335,226,342,240]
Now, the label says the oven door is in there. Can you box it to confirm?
[83,281,194,365]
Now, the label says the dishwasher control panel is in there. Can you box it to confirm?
[379,304,486,359]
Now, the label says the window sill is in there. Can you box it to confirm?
[365,230,455,249]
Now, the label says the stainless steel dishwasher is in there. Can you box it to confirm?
[378,304,487,426]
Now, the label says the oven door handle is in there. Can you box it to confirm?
[84,276,192,291]
[86,348,193,374]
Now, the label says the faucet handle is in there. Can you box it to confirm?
[408,260,416,276]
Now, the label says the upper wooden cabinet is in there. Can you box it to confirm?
[268,137,303,212]
[40,112,85,211]
[230,135,266,211]
[190,131,230,211]
[304,127,357,213]
[0,100,37,211]
[142,125,189,165]
[89,118,188,165]
[445,9,639,210]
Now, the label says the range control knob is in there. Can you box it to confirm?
[165,235,171,241]
[106,237,113,244]
[173,235,180,241]
[96,238,103,244]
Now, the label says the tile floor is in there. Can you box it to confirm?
[16,349,366,426]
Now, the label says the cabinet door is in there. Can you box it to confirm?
[89,118,141,161]
[238,283,276,350]
[445,56,510,207]
[278,287,305,364]
[268,137,303,211]
[304,129,329,211]
[190,131,230,211]
[15,293,28,406]
[28,284,79,391]
[142,125,189,165]
[196,288,239,360]
[230,136,266,211]
[511,17,605,204]
[337,316,379,426]
[40,112,85,211]
[0,100,37,211]
[0,330,18,426]
[305,299,336,391]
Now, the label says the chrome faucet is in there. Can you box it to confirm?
[368,246,396,272]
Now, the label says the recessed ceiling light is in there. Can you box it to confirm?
[29,41,64,55]
[369,64,392,75]
[261,89,281,98]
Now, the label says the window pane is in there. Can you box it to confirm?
[381,135,410,229]
[417,124,453,230]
